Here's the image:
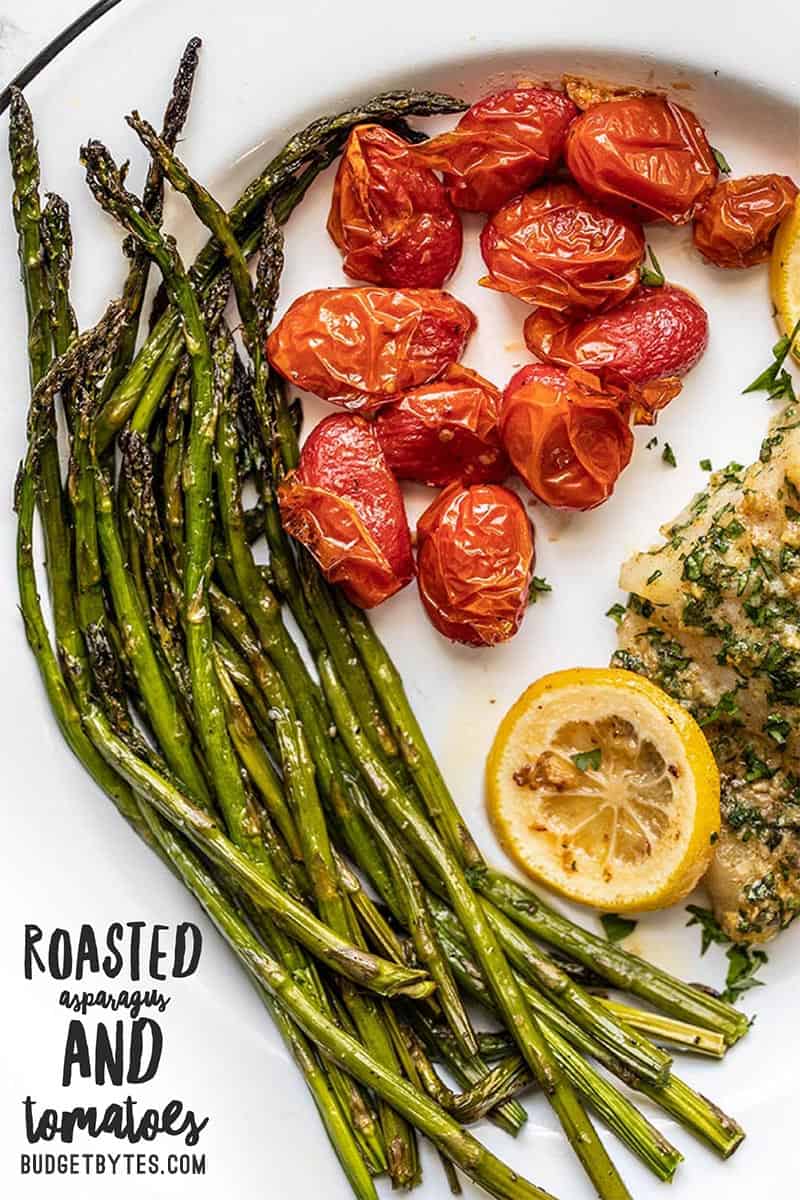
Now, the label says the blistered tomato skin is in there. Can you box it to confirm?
[524,285,709,386]
[505,362,571,398]
[327,124,463,287]
[565,96,718,225]
[416,87,578,213]
[693,174,799,269]
[480,181,645,311]
[266,288,476,412]
[277,414,414,609]
[416,483,535,647]
[501,367,634,510]
[375,363,511,487]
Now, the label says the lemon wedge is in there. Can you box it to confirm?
[771,195,800,361]
[486,668,720,912]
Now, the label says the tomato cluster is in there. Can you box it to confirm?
[266,79,796,648]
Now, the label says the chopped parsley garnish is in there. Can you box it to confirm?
[606,603,627,624]
[640,244,665,287]
[646,569,663,585]
[662,443,677,468]
[571,748,601,773]
[764,713,791,746]
[686,905,729,954]
[528,576,552,604]
[628,593,655,618]
[686,906,769,1002]
[743,319,800,403]
[711,145,731,174]
[600,914,637,943]
[699,690,740,727]
[611,649,646,674]
[646,436,658,450]
[721,461,744,482]
[722,945,768,1003]
[700,458,712,471]
[743,746,776,783]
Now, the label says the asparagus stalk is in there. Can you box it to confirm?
[103,37,202,402]
[433,905,744,1161]
[161,360,190,567]
[127,270,230,440]
[120,427,194,708]
[478,871,749,1045]
[481,898,671,1086]
[318,654,633,1200]
[82,702,433,1000]
[136,799,558,1200]
[213,648,302,859]
[208,583,398,909]
[339,601,484,873]
[40,193,78,355]
[356,795,478,1059]
[82,140,268,876]
[256,989,380,1200]
[10,91,93,707]
[598,1000,726,1059]
[403,1026,531,1126]
[410,1013,528,1139]
[93,462,210,799]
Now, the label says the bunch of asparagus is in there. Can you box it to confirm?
[11,39,750,1200]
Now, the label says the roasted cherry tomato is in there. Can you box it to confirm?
[327,124,463,287]
[693,174,799,268]
[416,482,535,646]
[416,87,578,213]
[500,366,634,510]
[524,284,708,386]
[374,363,510,487]
[277,414,414,608]
[565,96,718,224]
[267,288,476,412]
[479,181,644,311]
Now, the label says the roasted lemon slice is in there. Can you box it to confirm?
[771,195,800,361]
[486,668,720,912]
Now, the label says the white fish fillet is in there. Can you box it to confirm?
[616,410,800,942]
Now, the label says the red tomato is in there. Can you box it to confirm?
[505,362,572,397]
[415,87,578,213]
[565,96,718,224]
[327,124,463,287]
[266,288,476,412]
[524,285,709,386]
[504,360,676,428]
[479,181,644,311]
[416,482,535,646]
[277,414,414,608]
[374,363,510,487]
[500,366,634,510]
[693,174,798,268]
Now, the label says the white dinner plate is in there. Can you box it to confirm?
[1,2,799,1197]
